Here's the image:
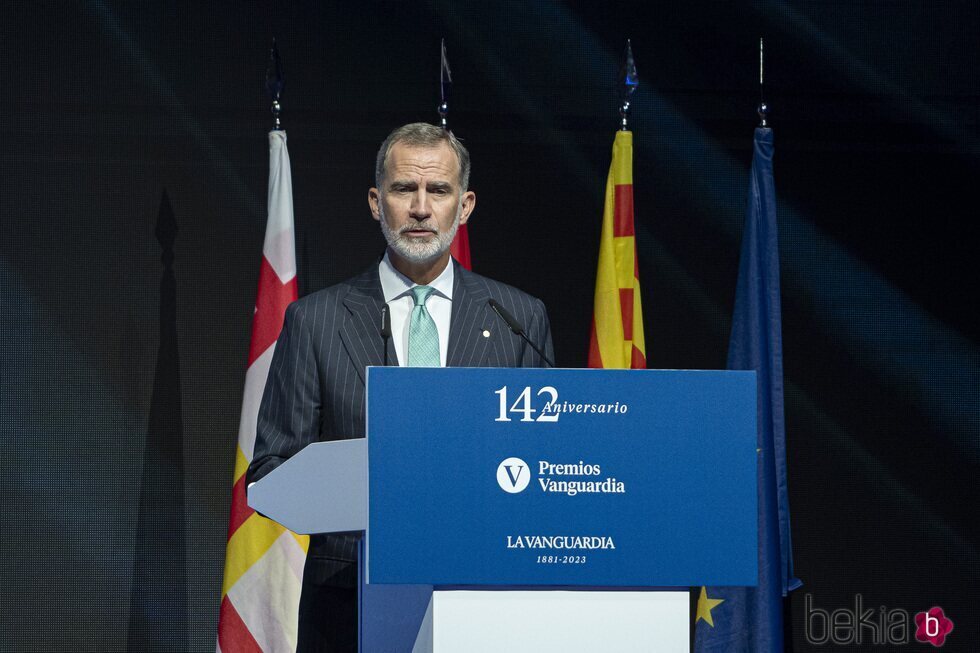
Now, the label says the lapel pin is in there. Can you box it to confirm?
[482,329,491,338]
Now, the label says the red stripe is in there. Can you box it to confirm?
[613,185,634,237]
[248,256,298,366]
[450,224,472,270]
[631,345,647,369]
[619,289,634,341]
[226,472,255,539]
[587,318,603,368]
[217,596,263,653]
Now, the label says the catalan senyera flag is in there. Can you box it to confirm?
[217,130,309,653]
[589,130,646,369]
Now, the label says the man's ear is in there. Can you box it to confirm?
[368,188,381,222]
[459,190,476,225]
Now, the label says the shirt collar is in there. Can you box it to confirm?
[379,250,455,303]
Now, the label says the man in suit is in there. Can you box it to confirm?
[247,122,554,652]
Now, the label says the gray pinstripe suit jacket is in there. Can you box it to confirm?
[246,259,553,569]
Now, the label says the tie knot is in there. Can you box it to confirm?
[411,285,435,306]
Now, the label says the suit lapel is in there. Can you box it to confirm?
[447,264,496,367]
[340,267,397,385]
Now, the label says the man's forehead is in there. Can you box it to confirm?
[386,142,460,180]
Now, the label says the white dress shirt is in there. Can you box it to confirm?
[378,252,454,366]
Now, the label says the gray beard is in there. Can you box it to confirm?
[379,203,461,264]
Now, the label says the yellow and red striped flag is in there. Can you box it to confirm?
[217,130,309,653]
[588,130,646,369]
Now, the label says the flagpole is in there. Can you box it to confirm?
[758,37,768,128]
[267,38,284,131]
[438,38,451,130]
[619,39,638,131]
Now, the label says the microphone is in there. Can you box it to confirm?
[380,304,392,365]
[488,299,555,368]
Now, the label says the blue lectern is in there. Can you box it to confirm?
[249,368,757,652]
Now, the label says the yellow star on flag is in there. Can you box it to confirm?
[696,586,725,627]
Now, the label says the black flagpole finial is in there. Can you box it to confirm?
[439,38,452,130]
[618,39,639,131]
[266,38,285,130]
[757,37,769,127]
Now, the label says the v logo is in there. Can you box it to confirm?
[496,457,531,493]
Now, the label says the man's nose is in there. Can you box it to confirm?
[410,190,431,219]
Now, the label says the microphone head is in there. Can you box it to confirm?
[380,304,392,338]
[488,299,524,335]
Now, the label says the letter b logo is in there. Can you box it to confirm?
[497,457,531,493]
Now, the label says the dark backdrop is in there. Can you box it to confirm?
[1,1,977,651]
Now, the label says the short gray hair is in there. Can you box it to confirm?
[374,122,471,191]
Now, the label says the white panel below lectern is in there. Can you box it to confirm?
[411,590,689,653]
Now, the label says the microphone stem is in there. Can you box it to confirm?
[521,333,555,368]
[488,298,555,368]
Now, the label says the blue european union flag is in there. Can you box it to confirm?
[694,127,802,653]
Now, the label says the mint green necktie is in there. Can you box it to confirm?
[408,285,440,367]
